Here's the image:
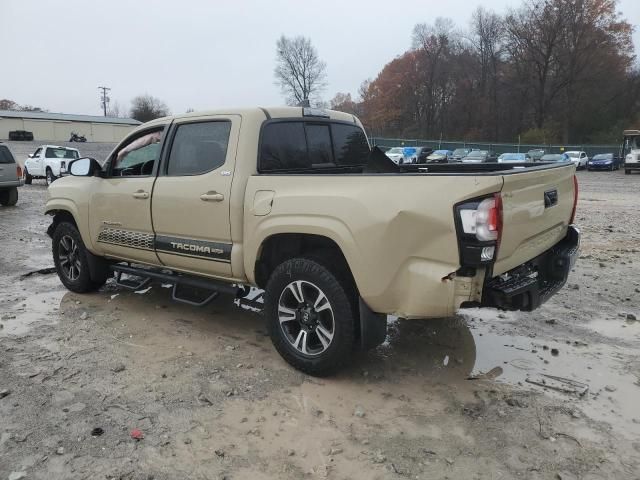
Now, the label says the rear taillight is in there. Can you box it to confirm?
[456,193,503,266]
[569,175,578,224]
[16,165,22,178]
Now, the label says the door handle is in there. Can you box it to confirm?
[132,190,149,199]
[200,191,224,202]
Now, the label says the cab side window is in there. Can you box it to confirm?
[166,121,231,176]
[111,129,164,177]
[32,148,42,158]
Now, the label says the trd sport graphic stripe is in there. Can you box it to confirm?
[97,228,231,262]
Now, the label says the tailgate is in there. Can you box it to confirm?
[494,164,575,275]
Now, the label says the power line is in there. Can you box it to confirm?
[98,86,111,117]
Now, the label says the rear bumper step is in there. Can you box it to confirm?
[480,225,580,311]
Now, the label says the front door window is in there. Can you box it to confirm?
[112,130,163,177]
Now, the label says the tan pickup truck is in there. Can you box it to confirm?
[45,107,580,375]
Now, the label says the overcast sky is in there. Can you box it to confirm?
[1,0,638,117]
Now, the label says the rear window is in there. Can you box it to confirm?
[331,123,369,166]
[306,124,334,166]
[260,121,369,172]
[46,148,79,159]
[0,146,15,164]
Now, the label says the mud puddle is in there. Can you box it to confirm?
[454,310,640,438]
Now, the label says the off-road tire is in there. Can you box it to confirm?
[0,187,18,206]
[265,257,356,376]
[46,168,56,186]
[24,167,32,184]
[52,222,106,293]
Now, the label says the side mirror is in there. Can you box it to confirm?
[69,157,102,177]
[28,154,34,158]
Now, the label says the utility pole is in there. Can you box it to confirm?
[98,86,111,116]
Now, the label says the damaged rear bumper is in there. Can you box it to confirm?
[480,225,580,311]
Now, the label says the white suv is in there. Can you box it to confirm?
[24,145,80,185]
[564,151,588,170]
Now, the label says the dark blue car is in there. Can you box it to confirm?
[587,153,619,171]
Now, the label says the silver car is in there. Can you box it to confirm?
[0,143,23,206]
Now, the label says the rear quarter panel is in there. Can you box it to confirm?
[244,174,503,317]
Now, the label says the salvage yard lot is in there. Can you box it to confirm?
[1,170,639,479]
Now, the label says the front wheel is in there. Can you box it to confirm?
[24,167,32,184]
[265,258,356,376]
[626,169,631,175]
[0,187,18,206]
[46,168,57,186]
[52,222,106,293]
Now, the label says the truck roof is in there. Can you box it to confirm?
[141,106,359,128]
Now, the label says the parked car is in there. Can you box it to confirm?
[385,147,405,164]
[527,149,546,161]
[401,146,433,164]
[564,151,588,170]
[587,153,619,171]
[24,145,81,185]
[540,153,570,163]
[8,130,34,141]
[426,149,453,163]
[46,106,580,375]
[451,148,471,161]
[461,150,498,163]
[498,153,532,163]
[0,143,23,206]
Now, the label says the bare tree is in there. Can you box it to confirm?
[107,100,122,118]
[0,99,20,110]
[130,94,170,122]
[470,7,504,139]
[274,35,327,105]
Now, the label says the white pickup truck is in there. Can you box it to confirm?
[24,145,80,185]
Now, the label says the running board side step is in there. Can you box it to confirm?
[110,264,241,307]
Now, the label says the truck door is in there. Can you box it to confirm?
[151,115,240,278]
[30,148,43,176]
[87,126,167,266]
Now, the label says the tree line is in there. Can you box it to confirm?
[327,0,637,144]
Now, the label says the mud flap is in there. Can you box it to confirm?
[359,297,387,350]
[86,249,110,283]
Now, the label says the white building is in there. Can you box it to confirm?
[0,110,141,143]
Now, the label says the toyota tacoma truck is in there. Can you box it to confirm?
[45,107,580,375]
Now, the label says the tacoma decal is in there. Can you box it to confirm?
[155,235,231,262]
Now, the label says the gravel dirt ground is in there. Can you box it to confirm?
[1,164,639,480]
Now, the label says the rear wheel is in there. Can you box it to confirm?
[46,168,56,186]
[52,222,106,293]
[265,257,356,376]
[0,187,18,206]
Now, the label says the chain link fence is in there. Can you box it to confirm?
[370,136,622,158]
